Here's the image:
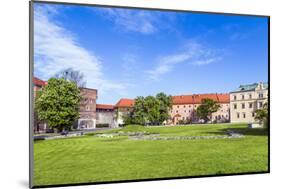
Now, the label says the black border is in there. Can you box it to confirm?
[29,1,270,188]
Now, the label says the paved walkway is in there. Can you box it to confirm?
[34,127,118,139]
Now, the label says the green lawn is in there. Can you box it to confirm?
[34,123,268,186]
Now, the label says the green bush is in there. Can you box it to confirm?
[96,124,109,128]
[34,137,45,141]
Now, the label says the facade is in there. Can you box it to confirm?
[33,76,268,129]
[171,93,230,124]
[230,82,268,123]
[78,88,98,129]
[33,77,47,97]
[33,77,98,132]
[96,104,115,128]
[114,98,135,126]
[33,77,48,133]
[113,94,230,125]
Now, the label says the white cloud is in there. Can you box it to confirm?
[145,41,223,80]
[99,8,158,34]
[34,4,127,96]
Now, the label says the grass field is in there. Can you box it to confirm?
[33,123,268,186]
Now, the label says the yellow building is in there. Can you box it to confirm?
[230,82,268,123]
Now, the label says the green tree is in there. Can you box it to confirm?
[133,96,147,125]
[255,102,268,127]
[196,98,220,123]
[123,92,172,126]
[156,92,172,123]
[35,78,81,132]
[145,96,160,125]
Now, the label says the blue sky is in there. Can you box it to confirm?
[34,3,268,104]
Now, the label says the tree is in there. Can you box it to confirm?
[144,95,160,125]
[133,96,147,125]
[55,68,86,87]
[196,98,220,123]
[35,78,81,132]
[156,92,172,123]
[255,102,268,127]
[123,92,172,126]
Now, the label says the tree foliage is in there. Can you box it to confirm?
[255,102,268,127]
[196,98,220,123]
[55,67,86,87]
[35,78,81,132]
[124,92,172,125]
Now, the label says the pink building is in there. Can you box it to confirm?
[171,93,230,124]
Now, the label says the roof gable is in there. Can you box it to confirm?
[115,98,135,108]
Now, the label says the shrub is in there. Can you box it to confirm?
[34,137,45,141]
[96,124,109,128]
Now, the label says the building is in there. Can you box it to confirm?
[96,104,115,128]
[113,94,230,125]
[33,77,47,97]
[33,77,48,133]
[33,77,98,132]
[171,93,230,124]
[77,88,97,129]
[114,98,135,126]
[230,82,268,123]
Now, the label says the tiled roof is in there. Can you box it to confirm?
[231,82,268,93]
[33,77,47,87]
[96,104,114,110]
[172,93,229,105]
[115,98,135,108]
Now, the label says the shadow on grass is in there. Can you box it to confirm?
[205,127,268,136]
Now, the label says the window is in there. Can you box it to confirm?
[241,103,245,109]
[177,105,179,108]
[249,94,252,99]
[184,105,186,108]
[237,113,240,118]
[249,103,253,108]
[252,112,255,117]
[189,105,191,108]
[184,110,186,113]
[86,106,90,111]
[243,113,246,118]
[234,104,237,109]
[233,95,237,100]
[259,102,263,108]
[241,94,244,100]
[259,93,264,98]
[176,110,178,113]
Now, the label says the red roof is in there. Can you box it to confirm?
[96,104,114,110]
[33,77,47,87]
[115,98,135,108]
[172,93,229,105]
